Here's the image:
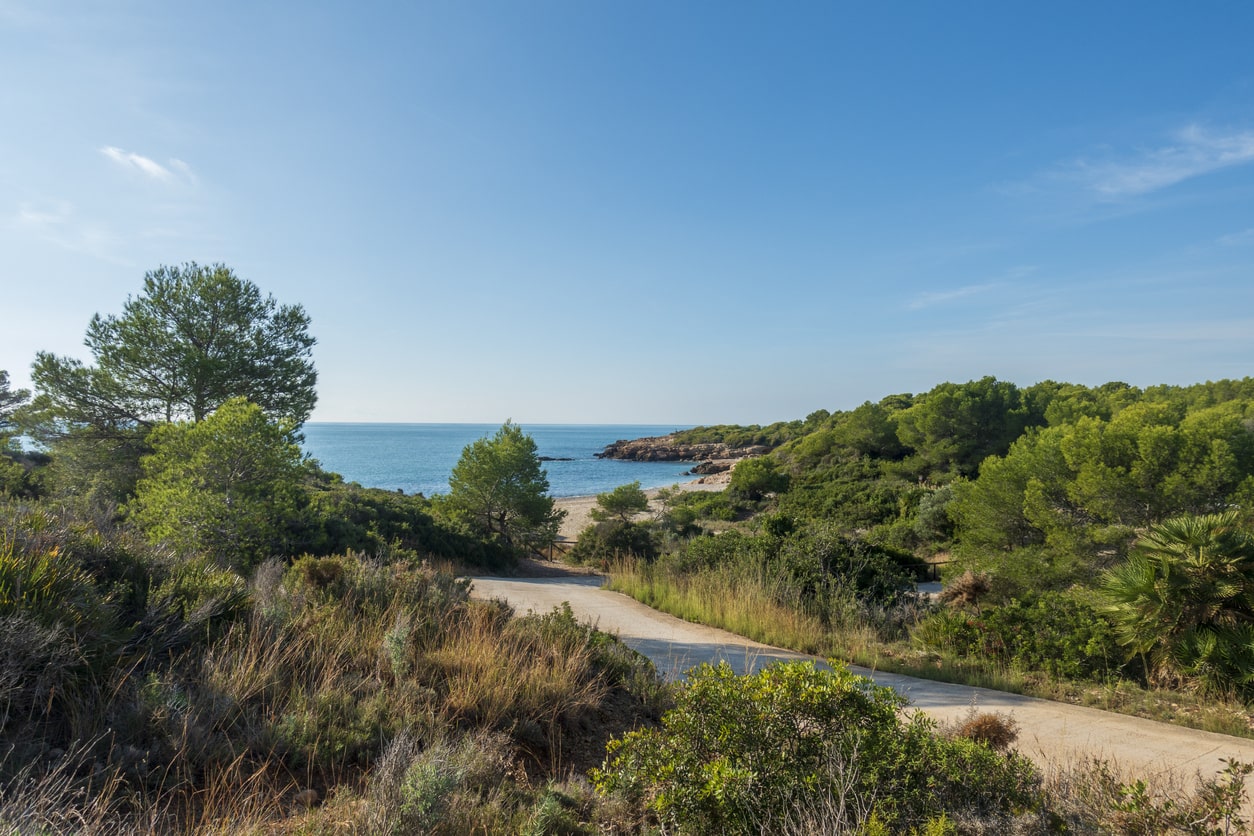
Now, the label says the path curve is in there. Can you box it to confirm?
[471,574,1254,792]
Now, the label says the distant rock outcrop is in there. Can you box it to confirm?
[596,434,769,464]
[688,460,731,475]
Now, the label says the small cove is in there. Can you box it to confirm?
[301,422,697,498]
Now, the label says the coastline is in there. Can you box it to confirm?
[552,468,732,541]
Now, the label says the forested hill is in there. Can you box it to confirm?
[674,376,1254,588]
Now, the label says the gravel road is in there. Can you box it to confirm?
[471,573,1254,793]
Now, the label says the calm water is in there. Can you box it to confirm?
[301,423,696,498]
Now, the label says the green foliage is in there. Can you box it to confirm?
[128,397,304,567]
[570,520,659,565]
[665,488,737,522]
[774,522,919,610]
[913,482,957,543]
[439,421,565,554]
[0,537,113,634]
[669,420,804,449]
[593,660,1040,833]
[522,785,588,836]
[727,456,789,501]
[291,468,512,569]
[589,481,649,523]
[1102,511,1254,695]
[952,400,1254,575]
[0,370,29,434]
[19,265,316,507]
[913,592,1123,680]
[774,398,910,473]
[25,263,316,434]
[778,455,913,534]
[145,556,250,641]
[893,376,1043,480]
[0,448,46,500]
[37,426,149,506]
[0,503,152,745]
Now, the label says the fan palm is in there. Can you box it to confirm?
[1101,510,1254,693]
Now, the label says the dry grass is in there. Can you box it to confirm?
[945,704,1020,752]
[428,600,610,739]
[2,546,662,834]
[607,553,1254,741]
[608,558,845,657]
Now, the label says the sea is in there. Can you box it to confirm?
[300,423,696,499]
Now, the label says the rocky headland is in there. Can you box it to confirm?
[596,435,769,469]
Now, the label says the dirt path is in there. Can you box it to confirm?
[470,574,1254,793]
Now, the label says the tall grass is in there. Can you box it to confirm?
[607,557,884,661]
[606,552,1254,739]
[0,499,664,833]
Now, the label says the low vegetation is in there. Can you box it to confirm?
[0,499,663,832]
[589,377,1254,736]
[5,269,1254,831]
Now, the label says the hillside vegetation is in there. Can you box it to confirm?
[6,266,1254,832]
[590,376,1254,722]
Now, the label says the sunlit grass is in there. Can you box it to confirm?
[606,555,1254,739]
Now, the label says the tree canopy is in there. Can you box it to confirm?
[590,481,650,523]
[127,397,305,567]
[440,421,565,553]
[0,370,29,434]
[25,263,316,443]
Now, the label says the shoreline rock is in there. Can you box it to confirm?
[596,434,769,463]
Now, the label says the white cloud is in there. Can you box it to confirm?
[908,283,999,310]
[1069,125,1254,199]
[907,267,1036,311]
[100,146,195,183]
[1218,227,1254,246]
[168,158,198,185]
[16,200,72,227]
[11,200,130,265]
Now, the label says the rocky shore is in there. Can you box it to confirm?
[595,434,770,465]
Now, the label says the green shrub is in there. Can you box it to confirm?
[0,449,47,499]
[283,553,471,623]
[294,475,516,570]
[913,591,1123,680]
[0,538,112,632]
[522,785,589,836]
[593,660,1040,833]
[668,489,737,522]
[367,730,518,835]
[148,558,248,627]
[569,520,658,565]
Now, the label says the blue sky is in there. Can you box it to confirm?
[3,2,1253,424]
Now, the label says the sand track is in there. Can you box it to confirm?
[470,573,1254,795]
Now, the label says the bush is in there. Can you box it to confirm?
[668,489,737,522]
[0,449,47,499]
[913,591,1123,680]
[569,520,658,565]
[949,709,1019,752]
[775,524,920,609]
[593,660,1040,833]
[293,475,514,570]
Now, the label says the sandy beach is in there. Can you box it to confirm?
[553,468,732,541]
